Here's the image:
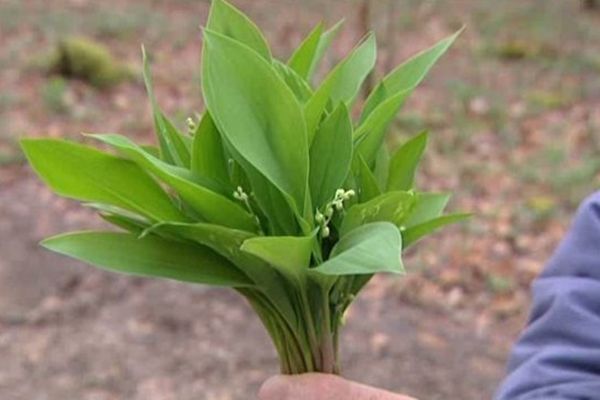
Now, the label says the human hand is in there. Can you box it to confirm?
[259,373,417,400]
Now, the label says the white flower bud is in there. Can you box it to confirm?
[186,117,196,134]
[324,206,334,218]
[334,200,344,211]
[321,226,330,238]
[315,211,324,224]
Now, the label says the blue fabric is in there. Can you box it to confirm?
[495,191,600,400]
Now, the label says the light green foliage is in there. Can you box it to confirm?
[42,231,251,287]
[47,37,132,88]
[387,131,428,191]
[21,0,466,376]
[315,222,404,275]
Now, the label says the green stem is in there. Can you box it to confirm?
[320,288,336,374]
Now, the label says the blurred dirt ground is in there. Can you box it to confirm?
[1,0,599,399]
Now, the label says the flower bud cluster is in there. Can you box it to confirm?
[233,186,249,202]
[186,117,197,135]
[316,188,355,238]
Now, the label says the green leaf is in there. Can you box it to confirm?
[288,23,324,80]
[140,145,160,158]
[142,47,191,167]
[153,221,301,329]
[221,134,300,235]
[88,134,257,232]
[100,213,147,235]
[354,153,381,202]
[273,59,313,103]
[42,231,251,287]
[241,234,315,281]
[206,0,271,60]
[202,29,309,217]
[373,146,390,190]
[322,33,376,106]
[20,138,185,222]
[361,28,463,120]
[354,89,411,164]
[387,131,428,191]
[304,78,334,143]
[304,31,375,142]
[340,191,415,236]
[309,104,353,208]
[288,20,344,82]
[155,221,255,259]
[191,112,231,189]
[86,203,151,235]
[403,213,471,247]
[314,222,403,275]
[403,192,450,227]
[309,20,344,80]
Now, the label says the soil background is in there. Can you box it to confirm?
[1,0,599,399]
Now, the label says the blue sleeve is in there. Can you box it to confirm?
[495,192,600,400]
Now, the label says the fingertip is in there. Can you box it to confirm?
[258,375,288,400]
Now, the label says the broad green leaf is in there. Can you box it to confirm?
[85,203,150,234]
[288,20,344,82]
[373,146,390,190]
[288,23,324,80]
[191,112,231,189]
[89,134,257,231]
[403,213,471,247]
[142,47,191,167]
[304,76,335,143]
[100,213,147,235]
[85,202,147,221]
[241,234,314,281]
[361,28,463,120]
[236,255,301,329]
[202,30,309,216]
[156,221,301,329]
[155,221,255,259]
[354,89,411,164]
[273,59,313,103]
[219,133,300,235]
[42,231,251,287]
[85,203,151,235]
[340,191,415,236]
[402,192,450,227]
[322,33,377,106]
[387,131,428,191]
[304,31,375,141]
[309,20,344,81]
[314,222,403,275]
[206,0,271,60]
[141,145,160,158]
[20,139,185,222]
[354,153,381,202]
[309,104,353,208]
[220,134,300,236]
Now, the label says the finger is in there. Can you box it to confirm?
[345,379,418,400]
[259,374,343,399]
[259,374,418,400]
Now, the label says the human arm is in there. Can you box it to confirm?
[495,191,600,399]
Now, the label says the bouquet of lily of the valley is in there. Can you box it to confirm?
[21,0,467,375]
